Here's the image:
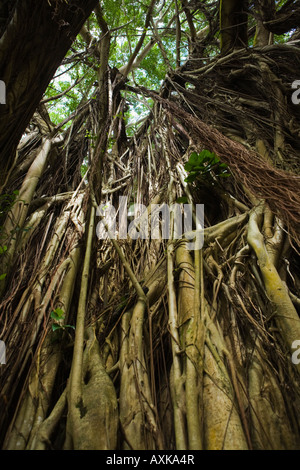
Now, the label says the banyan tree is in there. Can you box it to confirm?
[0,0,300,450]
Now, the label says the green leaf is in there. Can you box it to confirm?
[80,163,88,177]
[52,323,62,331]
[184,173,197,183]
[200,149,218,160]
[184,162,193,172]
[188,152,201,166]
[50,307,65,321]
[55,307,64,317]
[176,196,189,204]
[50,311,60,321]
[0,273,7,280]
[0,245,7,255]
[184,148,229,182]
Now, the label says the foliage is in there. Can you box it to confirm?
[0,190,19,222]
[50,307,75,332]
[184,150,230,184]
[42,0,292,130]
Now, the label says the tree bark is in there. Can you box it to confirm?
[220,0,248,54]
[0,0,98,188]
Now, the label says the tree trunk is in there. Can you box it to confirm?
[0,0,98,189]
